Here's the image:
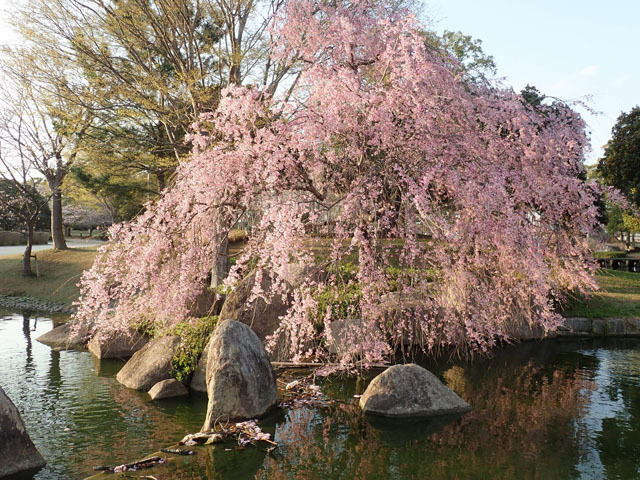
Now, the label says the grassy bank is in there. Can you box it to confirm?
[562,269,640,318]
[0,247,98,305]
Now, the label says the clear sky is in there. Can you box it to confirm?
[1,0,638,163]
[423,0,639,164]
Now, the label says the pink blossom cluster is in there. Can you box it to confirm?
[602,185,639,215]
[75,0,599,365]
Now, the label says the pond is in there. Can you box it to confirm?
[2,310,640,479]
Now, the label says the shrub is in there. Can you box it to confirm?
[314,265,362,325]
[169,316,218,382]
[593,251,626,259]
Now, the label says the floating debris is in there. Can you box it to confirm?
[278,374,327,409]
[235,420,275,447]
[285,380,300,390]
[179,419,277,453]
[179,432,227,446]
[160,448,196,455]
[92,456,165,473]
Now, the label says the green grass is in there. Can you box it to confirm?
[0,247,98,305]
[562,269,640,318]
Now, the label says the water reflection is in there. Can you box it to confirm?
[3,310,640,480]
[251,363,589,480]
[22,311,34,372]
[573,348,640,478]
[0,312,208,479]
[249,343,627,479]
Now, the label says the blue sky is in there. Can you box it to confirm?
[1,0,637,163]
[423,0,639,163]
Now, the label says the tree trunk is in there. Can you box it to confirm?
[156,170,166,192]
[210,234,229,290]
[210,231,230,314]
[23,222,34,277]
[50,188,68,250]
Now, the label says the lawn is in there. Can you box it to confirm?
[562,269,640,318]
[0,247,99,305]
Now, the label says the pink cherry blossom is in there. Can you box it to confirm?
[74,0,599,367]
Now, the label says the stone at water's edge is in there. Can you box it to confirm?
[359,364,472,418]
[558,317,640,337]
[0,385,46,478]
[507,317,550,341]
[116,336,182,391]
[36,322,90,351]
[88,330,150,359]
[148,379,189,400]
[190,336,213,393]
[202,320,278,430]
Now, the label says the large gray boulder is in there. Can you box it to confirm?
[148,379,189,400]
[88,330,150,359]
[202,320,277,429]
[36,322,90,351]
[116,336,181,391]
[190,336,213,393]
[220,267,320,361]
[359,364,472,418]
[219,270,291,342]
[0,386,46,477]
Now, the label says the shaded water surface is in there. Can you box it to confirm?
[0,311,206,479]
[2,311,640,479]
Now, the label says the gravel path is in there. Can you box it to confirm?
[0,238,105,257]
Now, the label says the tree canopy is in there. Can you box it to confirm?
[0,180,50,232]
[597,106,640,208]
[73,0,599,367]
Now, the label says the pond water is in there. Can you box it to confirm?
[2,310,640,479]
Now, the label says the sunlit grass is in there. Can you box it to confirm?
[562,269,640,318]
[0,247,99,304]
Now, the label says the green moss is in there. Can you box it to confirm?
[168,316,218,382]
[313,262,362,324]
[385,265,435,291]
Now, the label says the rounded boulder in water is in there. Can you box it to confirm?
[359,364,472,418]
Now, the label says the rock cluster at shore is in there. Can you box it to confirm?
[116,336,182,391]
[36,322,90,351]
[21,289,640,424]
[559,317,640,337]
[149,379,189,400]
[88,331,150,359]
